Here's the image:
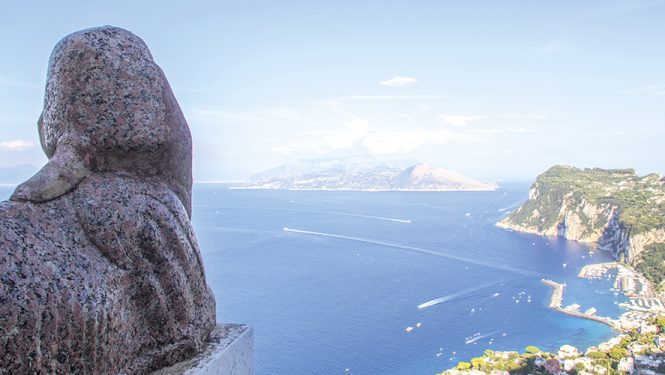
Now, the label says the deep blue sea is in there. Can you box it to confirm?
[0,184,627,374]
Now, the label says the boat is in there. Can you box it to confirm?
[565,303,580,311]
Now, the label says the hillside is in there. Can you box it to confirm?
[243,159,497,191]
[497,165,665,287]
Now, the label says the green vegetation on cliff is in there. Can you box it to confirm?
[636,243,665,287]
[506,165,665,235]
[500,165,665,288]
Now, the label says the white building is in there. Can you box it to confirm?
[558,344,579,358]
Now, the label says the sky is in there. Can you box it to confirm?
[1,0,664,182]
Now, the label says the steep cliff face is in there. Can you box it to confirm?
[498,165,665,270]
[497,180,616,243]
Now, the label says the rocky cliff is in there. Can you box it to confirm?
[497,165,665,285]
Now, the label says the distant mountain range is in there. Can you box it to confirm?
[241,157,497,191]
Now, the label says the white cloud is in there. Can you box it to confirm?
[438,114,485,127]
[363,129,475,154]
[0,140,35,150]
[379,76,417,87]
[272,119,369,155]
[272,121,475,156]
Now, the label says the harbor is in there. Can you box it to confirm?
[543,262,665,332]
[541,279,619,329]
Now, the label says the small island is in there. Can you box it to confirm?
[239,159,497,191]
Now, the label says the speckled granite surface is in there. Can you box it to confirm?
[152,324,253,375]
[0,26,215,374]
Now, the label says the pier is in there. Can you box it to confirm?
[541,279,619,329]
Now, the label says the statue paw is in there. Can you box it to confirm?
[11,146,89,203]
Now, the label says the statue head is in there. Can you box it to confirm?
[12,26,193,216]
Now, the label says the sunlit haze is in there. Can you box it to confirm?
[1,0,664,182]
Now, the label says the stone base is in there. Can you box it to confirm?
[153,324,253,375]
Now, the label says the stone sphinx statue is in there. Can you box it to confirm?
[0,26,216,373]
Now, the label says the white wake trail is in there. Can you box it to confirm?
[315,211,411,223]
[417,281,503,310]
[282,228,537,277]
[272,206,412,223]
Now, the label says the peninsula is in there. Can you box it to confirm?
[240,159,497,191]
[444,165,665,374]
[497,165,665,291]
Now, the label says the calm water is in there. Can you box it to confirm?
[0,184,626,374]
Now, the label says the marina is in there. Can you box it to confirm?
[543,262,665,332]
[541,279,619,329]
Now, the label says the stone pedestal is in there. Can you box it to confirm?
[153,324,254,375]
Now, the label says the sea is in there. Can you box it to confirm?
[0,183,628,374]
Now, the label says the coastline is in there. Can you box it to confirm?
[477,223,665,373]
[228,186,498,192]
[494,220,598,244]
[514,219,665,331]
[541,278,621,330]
[441,261,665,374]
[577,262,665,330]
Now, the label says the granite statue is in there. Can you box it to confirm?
[0,26,216,373]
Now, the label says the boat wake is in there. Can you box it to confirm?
[280,207,412,223]
[418,281,504,310]
[282,228,538,277]
[315,211,411,223]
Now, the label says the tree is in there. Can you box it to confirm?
[525,345,541,354]
[471,357,485,369]
[457,361,471,370]
[609,347,625,360]
[656,316,665,330]
[586,351,607,359]
[483,349,495,358]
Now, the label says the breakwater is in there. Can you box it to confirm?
[541,279,619,329]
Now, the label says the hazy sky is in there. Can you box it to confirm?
[1,1,664,181]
